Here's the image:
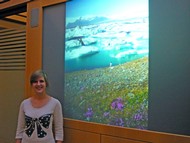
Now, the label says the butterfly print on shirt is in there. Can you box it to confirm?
[25,114,52,138]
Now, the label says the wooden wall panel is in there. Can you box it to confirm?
[101,135,151,143]
[25,0,68,96]
[63,118,190,143]
[64,128,100,143]
[42,0,67,7]
[64,118,153,142]
[25,0,43,96]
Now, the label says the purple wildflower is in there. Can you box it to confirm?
[110,118,125,126]
[118,118,124,126]
[111,98,124,111]
[103,112,110,117]
[134,113,143,121]
[84,107,93,121]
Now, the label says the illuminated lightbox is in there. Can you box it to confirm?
[64,0,148,129]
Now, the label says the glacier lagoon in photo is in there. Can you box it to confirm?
[65,16,148,72]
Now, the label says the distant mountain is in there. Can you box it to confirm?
[66,16,109,29]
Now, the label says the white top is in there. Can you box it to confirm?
[16,97,63,143]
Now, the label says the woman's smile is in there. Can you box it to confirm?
[32,77,46,94]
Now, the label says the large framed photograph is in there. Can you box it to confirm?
[64,0,149,129]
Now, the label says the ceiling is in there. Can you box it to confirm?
[0,4,27,29]
[0,11,26,29]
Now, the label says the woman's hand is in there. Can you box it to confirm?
[15,139,22,143]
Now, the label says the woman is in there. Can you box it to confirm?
[15,70,63,143]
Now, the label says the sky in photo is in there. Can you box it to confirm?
[66,0,148,20]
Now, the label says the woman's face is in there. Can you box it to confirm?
[31,76,47,95]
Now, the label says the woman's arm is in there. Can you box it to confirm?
[53,99,64,142]
[15,102,25,142]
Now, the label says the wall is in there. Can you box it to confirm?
[42,2,65,105]
[1,0,190,142]
[29,0,189,143]
[41,0,190,137]
[63,118,190,143]
[40,0,190,142]
[0,71,24,143]
[149,0,190,135]
[0,18,26,143]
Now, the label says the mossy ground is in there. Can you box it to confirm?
[64,57,148,129]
